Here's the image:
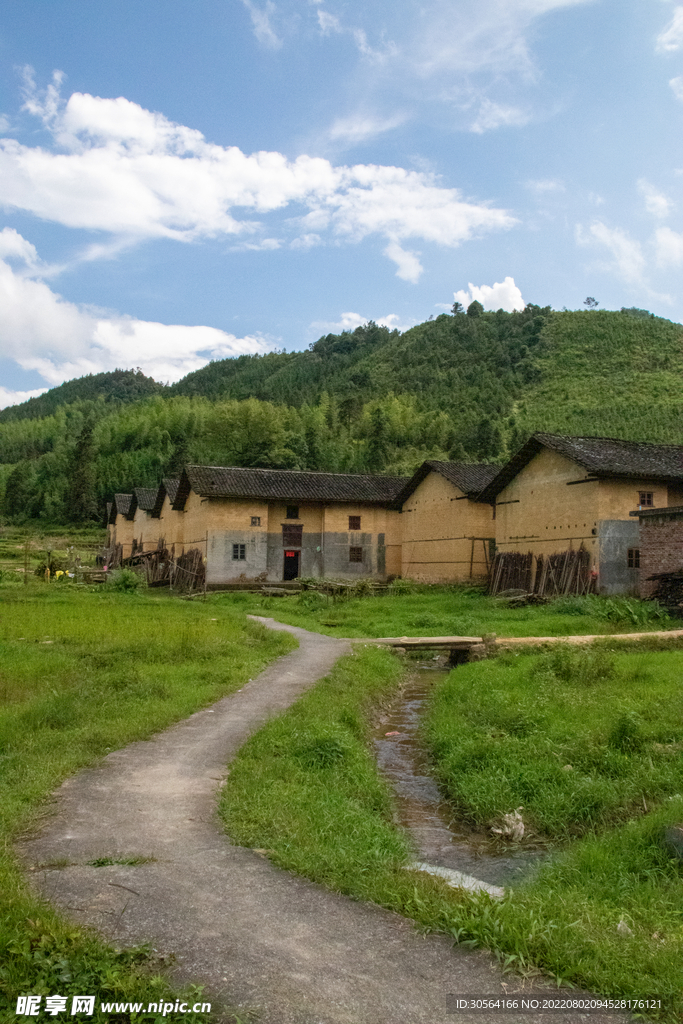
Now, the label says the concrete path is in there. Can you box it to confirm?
[18,618,623,1024]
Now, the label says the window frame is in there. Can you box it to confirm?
[285,505,299,520]
[250,516,261,527]
[348,515,361,531]
[639,491,654,507]
[232,543,246,561]
[349,546,363,563]
[627,547,640,569]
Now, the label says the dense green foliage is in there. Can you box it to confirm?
[221,641,683,1018]
[2,306,683,524]
[0,583,294,1022]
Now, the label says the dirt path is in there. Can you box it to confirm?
[19,618,623,1024]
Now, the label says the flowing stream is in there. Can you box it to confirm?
[373,664,546,889]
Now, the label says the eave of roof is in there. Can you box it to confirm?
[110,493,133,522]
[630,504,683,519]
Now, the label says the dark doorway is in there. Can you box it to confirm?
[283,550,300,580]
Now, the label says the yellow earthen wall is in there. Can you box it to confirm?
[495,448,600,561]
[132,509,157,552]
[400,472,494,582]
[156,496,184,550]
[598,478,668,519]
[114,515,135,559]
[495,446,672,566]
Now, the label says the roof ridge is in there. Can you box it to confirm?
[184,463,407,480]
[536,431,683,451]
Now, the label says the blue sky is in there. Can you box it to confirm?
[1,0,683,406]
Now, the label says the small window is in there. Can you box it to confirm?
[348,515,361,530]
[639,492,653,507]
[232,543,246,560]
[349,546,363,563]
[251,516,261,527]
[627,548,640,569]
[286,505,299,520]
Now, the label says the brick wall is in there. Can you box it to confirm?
[639,515,683,598]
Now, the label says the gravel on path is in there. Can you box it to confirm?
[18,617,625,1024]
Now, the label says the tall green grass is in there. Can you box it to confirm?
[424,646,683,840]
[218,586,672,640]
[0,582,295,1023]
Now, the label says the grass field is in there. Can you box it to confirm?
[217,585,673,639]
[221,642,683,1021]
[0,580,295,1023]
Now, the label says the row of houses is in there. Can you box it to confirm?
[106,432,683,596]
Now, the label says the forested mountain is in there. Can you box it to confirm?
[1,305,682,525]
[0,368,163,424]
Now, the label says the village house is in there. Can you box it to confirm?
[128,487,159,554]
[107,492,134,559]
[150,477,182,548]
[169,464,406,586]
[393,461,497,583]
[479,433,683,595]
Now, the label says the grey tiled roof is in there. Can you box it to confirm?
[134,487,159,512]
[110,493,133,522]
[393,460,499,507]
[479,433,683,501]
[174,465,408,509]
[151,478,180,518]
[163,477,180,504]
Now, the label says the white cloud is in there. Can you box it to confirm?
[310,311,416,334]
[0,386,49,411]
[0,81,515,277]
[670,75,683,102]
[526,178,565,193]
[383,241,423,283]
[239,0,283,48]
[638,179,672,218]
[576,221,646,284]
[470,99,530,133]
[657,7,683,53]
[0,229,269,387]
[453,276,525,312]
[317,10,341,34]
[654,226,683,267]
[327,112,406,144]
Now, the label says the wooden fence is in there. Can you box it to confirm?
[489,545,596,597]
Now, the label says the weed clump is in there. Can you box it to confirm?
[107,567,145,592]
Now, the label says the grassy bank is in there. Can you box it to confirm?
[424,645,683,839]
[220,643,683,1020]
[217,586,672,639]
[0,581,295,1023]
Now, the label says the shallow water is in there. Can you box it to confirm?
[373,665,546,888]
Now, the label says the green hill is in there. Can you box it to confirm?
[0,368,164,424]
[2,305,683,524]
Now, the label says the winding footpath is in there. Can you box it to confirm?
[18,618,624,1024]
